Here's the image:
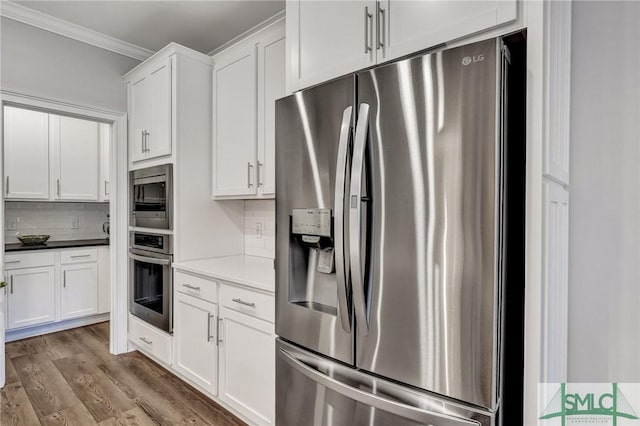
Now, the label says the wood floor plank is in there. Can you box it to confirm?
[41,329,85,360]
[0,382,41,426]
[5,355,20,385]
[161,374,246,426]
[2,323,245,426]
[53,353,136,422]
[11,353,82,418]
[98,406,158,426]
[6,335,47,359]
[41,402,99,426]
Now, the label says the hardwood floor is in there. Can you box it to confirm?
[1,322,246,426]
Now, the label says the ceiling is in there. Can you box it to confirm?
[11,1,285,54]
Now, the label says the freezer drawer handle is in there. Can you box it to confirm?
[279,348,479,426]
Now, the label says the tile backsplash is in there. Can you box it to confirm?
[244,200,275,259]
[5,202,109,243]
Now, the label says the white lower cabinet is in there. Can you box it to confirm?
[219,307,275,426]
[7,266,56,329]
[61,263,98,320]
[171,268,275,425]
[4,247,109,333]
[174,292,219,395]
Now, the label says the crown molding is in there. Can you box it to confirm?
[208,9,285,57]
[0,1,153,61]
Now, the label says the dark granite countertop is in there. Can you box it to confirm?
[5,238,110,252]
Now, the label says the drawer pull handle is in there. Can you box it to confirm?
[232,298,255,308]
[70,254,92,258]
[182,284,201,291]
[5,260,20,264]
[139,337,152,345]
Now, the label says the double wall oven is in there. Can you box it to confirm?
[129,165,174,333]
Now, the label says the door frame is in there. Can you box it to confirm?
[0,90,130,387]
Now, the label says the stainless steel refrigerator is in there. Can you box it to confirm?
[275,37,511,426]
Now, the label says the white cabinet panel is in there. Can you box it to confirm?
[212,44,258,197]
[174,292,218,395]
[544,0,571,184]
[3,106,50,200]
[219,307,274,425]
[129,314,173,365]
[287,0,376,92]
[100,123,111,201]
[54,116,99,201]
[257,31,286,196]
[542,182,569,383]
[7,266,55,330]
[128,57,172,164]
[61,263,98,320]
[98,247,110,314]
[380,0,517,64]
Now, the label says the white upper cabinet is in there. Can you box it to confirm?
[53,115,99,201]
[379,0,517,64]
[257,29,286,196]
[3,106,50,200]
[212,44,258,197]
[99,123,111,201]
[287,0,518,91]
[287,1,376,93]
[212,19,285,199]
[128,57,172,164]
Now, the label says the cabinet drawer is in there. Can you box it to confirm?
[129,314,172,365]
[61,248,98,264]
[5,251,55,269]
[220,284,274,323]
[175,271,218,304]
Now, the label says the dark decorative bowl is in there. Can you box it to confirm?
[17,235,50,245]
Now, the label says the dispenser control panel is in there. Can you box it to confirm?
[291,209,332,237]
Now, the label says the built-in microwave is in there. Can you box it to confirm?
[131,164,172,230]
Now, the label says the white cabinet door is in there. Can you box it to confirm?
[99,123,111,201]
[257,30,285,197]
[380,0,517,64]
[129,75,150,163]
[287,0,377,92]
[3,106,50,200]
[174,292,218,395]
[7,266,55,330]
[54,116,99,201]
[61,263,98,320]
[212,44,258,197]
[128,57,172,164]
[147,58,172,160]
[219,307,274,426]
[97,246,110,314]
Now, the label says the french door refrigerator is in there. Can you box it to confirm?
[276,37,510,426]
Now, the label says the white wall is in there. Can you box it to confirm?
[0,17,140,112]
[5,201,109,243]
[244,200,275,259]
[568,1,640,382]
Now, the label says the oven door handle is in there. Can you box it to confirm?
[129,253,171,266]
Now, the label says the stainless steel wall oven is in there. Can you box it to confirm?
[131,164,173,230]
[129,231,173,333]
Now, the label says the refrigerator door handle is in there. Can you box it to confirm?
[279,347,480,426]
[334,106,353,333]
[349,103,370,336]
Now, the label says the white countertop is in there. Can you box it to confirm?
[172,255,275,293]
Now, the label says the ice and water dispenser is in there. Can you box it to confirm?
[288,208,338,315]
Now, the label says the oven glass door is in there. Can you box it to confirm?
[129,250,172,332]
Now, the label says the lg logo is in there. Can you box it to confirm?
[462,55,484,66]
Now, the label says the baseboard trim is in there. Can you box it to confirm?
[6,313,110,342]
